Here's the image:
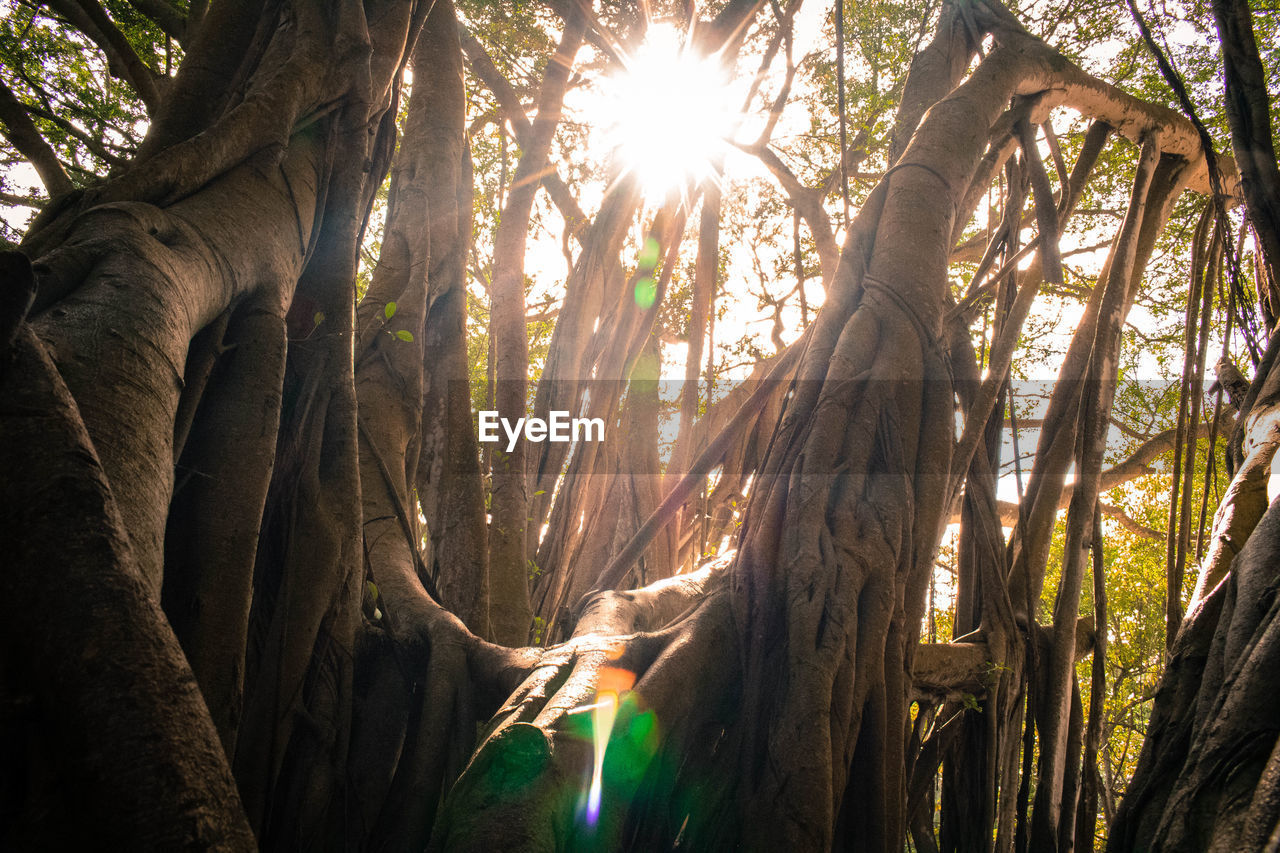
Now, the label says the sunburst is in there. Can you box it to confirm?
[598,23,738,199]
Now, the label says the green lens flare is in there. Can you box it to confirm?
[634,276,657,309]
[638,237,661,269]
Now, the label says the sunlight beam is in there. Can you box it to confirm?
[599,23,737,200]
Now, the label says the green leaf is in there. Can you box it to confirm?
[313,311,325,326]
[384,301,397,319]
[395,329,414,342]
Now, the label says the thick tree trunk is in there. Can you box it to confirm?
[409,0,490,638]
[4,0,428,846]
[1109,3,1280,844]
[1,319,255,850]
[1112,332,1280,850]
[352,12,488,847]
[1109,492,1280,849]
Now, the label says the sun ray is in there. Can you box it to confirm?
[598,22,739,200]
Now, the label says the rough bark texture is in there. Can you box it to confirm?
[4,0,429,846]
[408,0,490,637]
[427,7,1209,851]
[1112,336,1280,850]
[2,317,256,850]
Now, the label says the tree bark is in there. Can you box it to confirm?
[1,317,255,850]
[487,14,584,645]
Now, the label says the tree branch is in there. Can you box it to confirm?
[0,190,46,208]
[736,141,840,286]
[0,76,72,196]
[911,616,1096,702]
[459,26,589,242]
[41,0,164,112]
[123,0,187,45]
[957,413,1235,535]
[21,101,129,166]
[819,122,875,197]
[537,0,624,65]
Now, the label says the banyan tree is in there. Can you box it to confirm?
[2,0,1279,849]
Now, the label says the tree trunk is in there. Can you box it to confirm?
[4,0,429,844]
[486,13,585,646]
[1,317,255,849]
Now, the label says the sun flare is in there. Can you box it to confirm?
[600,23,737,199]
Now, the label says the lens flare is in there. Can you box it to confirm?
[585,664,637,825]
[599,23,737,199]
